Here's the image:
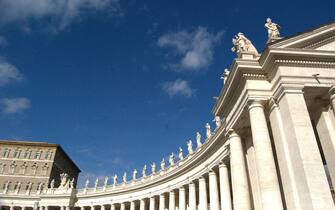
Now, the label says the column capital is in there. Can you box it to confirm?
[209,170,216,176]
[247,99,265,111]
[268,97,279,113]
[226,129,239,139]
[273,83,304,102]
[329,85,335,100]
[219,162,227,168]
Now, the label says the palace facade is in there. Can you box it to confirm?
[1,20,335,210]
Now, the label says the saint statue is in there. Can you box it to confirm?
[160,158,166,171]
[187,140,193,154]
[169,153,175,166]
[50,179,55,189]
[196,132,202,148]
[178,147,184,160]
[123,172,127,184]
[222,69,230,84]
[214,116,222,128]
[70,178,75,189]
[59,173,69,188]
[151,162,156,174]
[265,18,281,39]
[104,176,108,186]
[232,32,258,54]
[94,178,99,188]
[142,165,147,178]
[84,179,89,189]
[132,169,137,180]
[206,123,212,138]
[113,175,118,186]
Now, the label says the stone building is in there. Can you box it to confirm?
[1,20,335,210]
[0,140,81,194]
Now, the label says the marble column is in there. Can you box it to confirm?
[269,91,335,210]
[169,190,176,210]
[179,187,186,210]
[66,207,70,210]
[80,207,85,210]
[159,194,166,210]
[62,207,66,210]
[199,176,208,210]
[130,201,135,210]
[120,203,125,210]
[248,100,283,210]
[101,205,105,210]
[110,204,115,210]
[189,182,197,210]
[140,199,146,210]
[10,206,14,210]
[149,197,156,210]
[219,163,232,210]
[228,129,252,210]
[209,170,220,210]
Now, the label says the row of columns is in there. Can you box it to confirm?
[75,165,232,210]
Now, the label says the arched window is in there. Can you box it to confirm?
[31,163,38,175]
[10,161,17,174]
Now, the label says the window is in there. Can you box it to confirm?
[20,162,27,174]
[42,163,49,175]
[0,163,5,174]
[2,148,10,158]
[24,149,32,159]
[34,150,42,159]
[13,148,21,158]
[31,163,38,175]
[44,150,50,160]
[9,161,17,174]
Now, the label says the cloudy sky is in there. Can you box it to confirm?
[0,0,333,186]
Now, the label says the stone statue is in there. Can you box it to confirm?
[214,116,222,129]
[133,169,138,180]
[123,172,127,184]
[187,140,193,155]
[94,178,99,188]
[104,176,108,186]
[113,175,118,186]
[169,153,175,166]
[265,18,280,39]
[222,69,230,84]
[160,158,166,171]
[59,173,68,188]
[50,179,55,189]
[142,165,147,178]
[232,32,258,54]
[84,179,89,189]
[206,123,212,138]
[178,147,184,160]
[151,162,156,174]
[70,178,74,189]
[196,132,202,148]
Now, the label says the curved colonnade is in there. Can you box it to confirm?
[2,21,335,210]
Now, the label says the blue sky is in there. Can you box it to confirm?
[0,0,333,186]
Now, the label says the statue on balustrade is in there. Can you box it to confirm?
[94,178,99,188]
[142,165,147,178]
[161,158,166,171]
[178,147,184,160]
[232,32,258,54]
[151,162,156,174]
[84,179,89,189]
[196,132,202,147]
[221,69,230,84]
[206,123,212,138]
[70,178,75,189]
[123,172,127,184]
[265,18,281,40]
[169,153,175,166]
[59,173,69,189]
[214,116,222,129]
[187,140,193,154]
[132,169,137,180]
[113,175,118,186]
[50,179,55,189]
[104,176,108,187]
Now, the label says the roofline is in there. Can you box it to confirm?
[265,19,335,48]
[0,139,81,173]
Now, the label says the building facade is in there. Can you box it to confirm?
[0,141,81,194]
[1,20,335,210]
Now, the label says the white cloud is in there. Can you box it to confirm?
[162,79,194,98]
[0,97,31,114]
[0,0,121,31]
[158,27,223,71]
[0,59,23,86]
[0,36,8,47]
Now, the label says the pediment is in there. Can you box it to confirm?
[269,21,335,51]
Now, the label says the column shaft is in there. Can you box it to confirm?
[110,204,115,210]
[120,203,125,210]
[249,100,283,210]
[140,199,146,210]
[169,191,176,210]
[179,187,186,210]
[219,163,232,210]
[189,183,197,210]
[199,177,208,210]
[149,197,156,210]
[209,171,220,210]
[229,130,252,210]
[130,201,135,210]
[81,207,85,210]
[159,194,166,210]
[101,206,105,210]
